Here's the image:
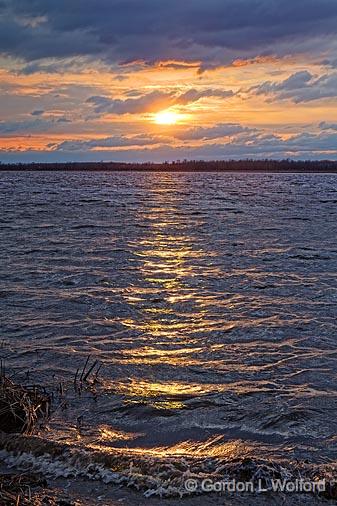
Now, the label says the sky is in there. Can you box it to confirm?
[1,0,337,162]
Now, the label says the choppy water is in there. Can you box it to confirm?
[0,171,337,497]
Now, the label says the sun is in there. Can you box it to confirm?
[154,110,180,125]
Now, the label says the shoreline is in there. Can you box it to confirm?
[0,467,335,506]
[1,169,337,173]
[1,160,337,173]
[1,430,336,505]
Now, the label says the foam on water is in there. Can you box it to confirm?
[0,433,336,499]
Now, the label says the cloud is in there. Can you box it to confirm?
[319,121,337,131]
[175,123,252,140]
[86,88,234,115]
[56,116,72,123]
[4,121,337,162]
[175,89,234,105]
[18,58,90,75]
[0,118,51,133]
[31,109,44,116]
[3,128,337,163]
[0,116,71,133]
[2,1,337,69]
[86,92,176,115]
[320,58,337,68]
[49,134,163,151]
[250,70,337,103]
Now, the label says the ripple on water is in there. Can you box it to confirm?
[0,171,336,471]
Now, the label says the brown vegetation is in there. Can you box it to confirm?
[0,373,52,505]
[0,374,50,435]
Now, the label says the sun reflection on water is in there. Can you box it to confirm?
[87,434,247,459]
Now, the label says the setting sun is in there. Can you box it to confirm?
[154,110,180,125]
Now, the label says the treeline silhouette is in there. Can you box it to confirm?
[1,159,337,172]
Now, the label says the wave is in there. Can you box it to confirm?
[0,433,336,500]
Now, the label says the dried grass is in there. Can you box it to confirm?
[0,473,79,505]
[0,373,61,504]
[0,473,46,506]
[0,373,50,435]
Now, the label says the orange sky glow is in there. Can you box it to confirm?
[1,1,337,161]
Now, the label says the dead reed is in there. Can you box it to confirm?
[0,370,50,435]
[0,358,100,505]
[0,473,47,505]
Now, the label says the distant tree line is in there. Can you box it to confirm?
[1,159,337,172]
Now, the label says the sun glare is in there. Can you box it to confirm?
[154,110,180,125]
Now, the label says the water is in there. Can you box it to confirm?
[0,171,337,498]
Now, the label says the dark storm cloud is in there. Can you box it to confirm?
[0,16,101,61]
[1,1,337,66]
